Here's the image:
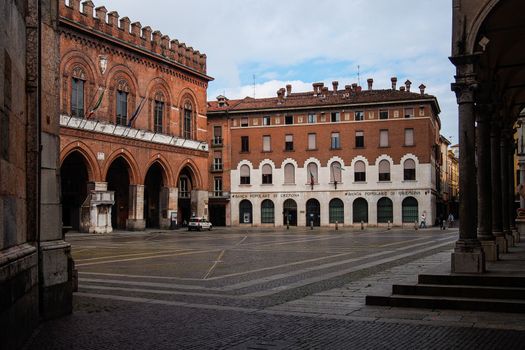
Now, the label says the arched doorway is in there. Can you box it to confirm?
[283,199,298,226]
[306,199,320,226]
[402,197,419,223]
[261,199,275,224]
[178,167,195,226]
[239,200,253,224]
[106,157,130,230]
[60,151,89,231]
[144,162,165,228]
[377,197,393,224]
[353,198,368,223]
[329,198,344,224]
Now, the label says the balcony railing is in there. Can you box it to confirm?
[60,115,208,152]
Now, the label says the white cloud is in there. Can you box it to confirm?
[104,0,457,138]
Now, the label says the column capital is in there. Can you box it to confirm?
[451,81,477,104]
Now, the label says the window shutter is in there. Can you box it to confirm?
[380,130,388,147]
[355,161,365,172]
[308,134,316,149]
[240,165,250,176]
[284,164,295,184]
[379,160,390,173]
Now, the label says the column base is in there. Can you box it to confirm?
[451,242,485,274]
[480,240,498,262]
[495,235,508,254]
[126,219,146,231]
[512,229,520,245]
[516,220,525,243]
[505,233,515,247]
[39,241,73,320]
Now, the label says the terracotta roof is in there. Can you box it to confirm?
[207,88,439,113]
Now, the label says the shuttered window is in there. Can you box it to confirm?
[405,128,414,146]
[284,163,295,184]
[263,135,271,152]
[240,165,250,184]
[262,164,272,184]
[354,161,366,182]
[378,160,390,181]
[308,133,316,150]
[379,129,389,147]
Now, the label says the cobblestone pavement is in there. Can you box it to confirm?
[23,227,525,349]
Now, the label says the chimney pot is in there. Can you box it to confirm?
[419,84,426,95]
[367,78,373,90]
[332,81,339,92]
[400,86,406,92]
[405,80,412,92]
[286,84,292,96]
[82,1,94,17]
[391,77,398,90]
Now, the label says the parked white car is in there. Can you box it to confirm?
[187,217,213,231]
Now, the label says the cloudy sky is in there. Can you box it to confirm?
[109,0,457,141]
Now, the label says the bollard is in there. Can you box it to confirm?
[387,220,391,230]
[335,220,339,230]
[414,220,418,231]
[361,220,364,230]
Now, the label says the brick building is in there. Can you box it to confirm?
[1,1,73,348]
[208,78,443,227]
[58,0,213,232]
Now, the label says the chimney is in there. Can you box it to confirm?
[152,30,162,45]
[400,86,406,92]
[321,86,329,95]
[312,82,323,95]
[82,1,94,17]
[391,77,398,90]
[332,81,339,92]
[277,88,285,103]
[345,85,352,91]
[367,78,373,90]
[405,80,412,92]
[286,84,292,97]
[419,84,426,95]
[351,83,358,91]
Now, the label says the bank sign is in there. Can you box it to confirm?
[231,190,425,199]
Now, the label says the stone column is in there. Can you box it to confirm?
[491,121,507,253]
[476,106,497,261]
[127,184,146,230]
[191,189,209,218]
[508,136,518,246]
[517,158,525,243]
[159,187,178,229]
[450,72,485,273]
[501,129,513,247]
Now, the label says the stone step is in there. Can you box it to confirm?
[365,294,525,313]
[392,284,525,300]
[418,274,525,288]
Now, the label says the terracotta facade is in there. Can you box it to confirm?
[58,0,213,232]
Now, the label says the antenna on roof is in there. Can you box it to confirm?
[253,74,256,98]
[357,65,361,87]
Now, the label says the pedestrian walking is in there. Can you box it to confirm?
[447,213,454,228]
[420,212,427,229]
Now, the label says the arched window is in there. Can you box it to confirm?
[261,199,275,224]
[354,161,366,182]
[329,198,344,224]
[71,66,86,118]
[378,160,390,181]
[307,162,318,184]
[404,159,416,180]
[284,163,295,184]
[330,162,342,183]
[240,165,250,185]
[116,79,130,125]
[153,92,164,133]
[377,197,393,223]
[402,197,419,223]
[239,200,253,224]
[183,101,193,139]
[262,164,272,184]
[353,198,368,223]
